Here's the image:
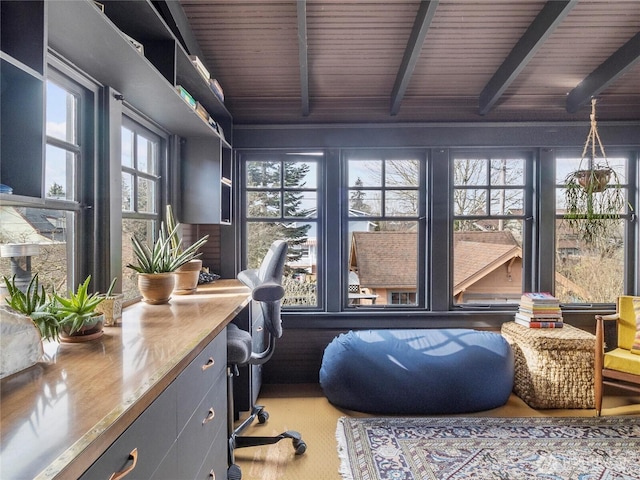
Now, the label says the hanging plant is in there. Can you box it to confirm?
[563,98,625,245]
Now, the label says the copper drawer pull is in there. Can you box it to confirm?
[202,407,215,424]
[201,357,215,371]
[109,448,138,480]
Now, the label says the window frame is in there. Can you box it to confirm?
[450,149,535,309]
[239,150,324,311]
[341,148,427,310]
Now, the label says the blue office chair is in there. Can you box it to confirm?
[227,240,306,480]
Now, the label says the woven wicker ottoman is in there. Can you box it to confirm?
[501,322,595,409]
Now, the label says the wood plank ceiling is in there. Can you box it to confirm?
[176,0,640,125]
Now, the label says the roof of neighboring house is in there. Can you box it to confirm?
[453,240,521,295]
[350,230,523,291]
[350,231,416,288]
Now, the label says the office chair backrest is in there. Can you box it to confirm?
[238,240,288,339]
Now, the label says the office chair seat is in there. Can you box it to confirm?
[227,323,252,365]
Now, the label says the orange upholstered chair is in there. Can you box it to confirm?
[594,295,640,416]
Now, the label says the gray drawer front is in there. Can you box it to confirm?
[177,368,227,479]
[176,332,226,430]
[80,382,177,480]
[196,424,228,480]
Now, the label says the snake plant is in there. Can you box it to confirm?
[127,219,209,274]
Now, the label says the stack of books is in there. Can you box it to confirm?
[515,292,563,328]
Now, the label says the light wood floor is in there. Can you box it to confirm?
[233,383,640,480]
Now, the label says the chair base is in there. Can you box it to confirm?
[227,369,306,480]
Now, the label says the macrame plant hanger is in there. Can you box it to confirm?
[580,97,607,172]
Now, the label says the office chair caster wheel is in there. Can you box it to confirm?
[257,410,269,424]
[293,438,307,455]
[228,463,242,480]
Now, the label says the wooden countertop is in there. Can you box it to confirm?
[0,279,250,480]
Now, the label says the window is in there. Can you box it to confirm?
[121,116,164,301]
[345,150,424,308]
[241,152,320,308]
[452,153,528,305]
[391,292,416,305]
[555,153,630,303]
[0,69,95,294]
[45,81,78,201]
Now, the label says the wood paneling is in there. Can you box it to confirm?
[178,0,640,124]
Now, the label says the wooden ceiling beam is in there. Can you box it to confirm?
[390,0,439,116]
[566,31,640,113]
[298,0,310,117]
[478,0,578,116]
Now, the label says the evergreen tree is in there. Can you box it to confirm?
[349,177,369,213]
[246,160,312,272]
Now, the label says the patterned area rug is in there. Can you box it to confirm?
[336,416,640,480]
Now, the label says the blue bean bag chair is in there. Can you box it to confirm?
[320,329,514,414]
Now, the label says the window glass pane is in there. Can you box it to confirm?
[137,136,157,175]
[385,190,418,216]
[453,221,524,304]
[349,159,382,187]
[246,161,280,188]
[0,206,73,295]
[385,159,419,187]
[284,191,316,218]
[349,190,382,216]
[490,189,524,215]
[285,161,316,188]
[491,158,524,185]
[121,128,134,168]
[555,218,624,303]
[45,145,75,200]
[247,191,281,217]
[555,155,628,303]
[246,221,317,307]
[137,177,156,213]
[122,172,133,211]
[348,220,418,306]
[454,158,486,185]
[454,189,487,215]
[122,218,155,302]
[46,81,76,144]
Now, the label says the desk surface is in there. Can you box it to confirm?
[0,279,250,480]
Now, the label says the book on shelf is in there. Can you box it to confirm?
[209,78,225,102]
[176,85,196,109]
[514,315,564,328]
[189,55,211,82]
[195,102,210,122]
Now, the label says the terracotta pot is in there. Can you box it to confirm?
[137,273,175,305]
[59,314,104,343]
[173,259,202,295]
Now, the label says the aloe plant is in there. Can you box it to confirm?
[127,216,209,274]
[49,275,107,335]
[3,274,60,341]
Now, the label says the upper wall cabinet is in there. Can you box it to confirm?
[0,1,46,198]
[47,0,232,141]
[1,0,233,223]
[181,137,232,225]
